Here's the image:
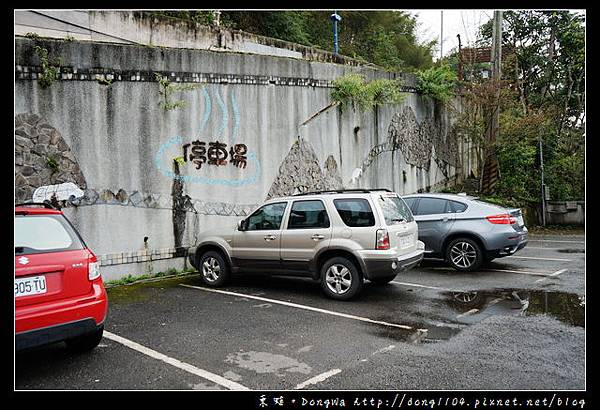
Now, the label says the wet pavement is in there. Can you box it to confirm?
[15,233,586,390]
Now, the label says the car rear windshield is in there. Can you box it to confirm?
[333,198,375,227]
[15,214,85,256]
[377,195,415,224]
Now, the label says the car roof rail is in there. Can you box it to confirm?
[293,188,392,196]
[14,201,57,210]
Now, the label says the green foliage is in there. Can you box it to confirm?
[416,64,457,103]
[155,73,200,111]
[494,137,539,203]
[25,32,40,40]
[139,11,435,72]
[331,74,406,111]
[45,154,60,173]
[105,267,197,287]
[34,45,60,89]
[450,10,585,206]
[97,76,113,86]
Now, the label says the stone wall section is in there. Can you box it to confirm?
[15,113,87,203]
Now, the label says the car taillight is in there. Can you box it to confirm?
[376,229,390,250]
[486,214,516,224]
[88,253,101,281]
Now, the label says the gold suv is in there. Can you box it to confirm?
[189,189,424,300]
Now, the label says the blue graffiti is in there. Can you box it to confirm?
[155,135,262,186]
[231,91,240,144]
[198,87,212,137]
[215,88,228,139]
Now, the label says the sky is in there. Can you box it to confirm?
[409,9,586,61]
[411,9,493,60]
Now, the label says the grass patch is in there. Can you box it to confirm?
[105,267,197,287]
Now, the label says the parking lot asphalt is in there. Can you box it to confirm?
[15,233,585,390]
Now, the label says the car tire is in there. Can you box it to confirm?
[320,257,363,300]
[446,237,483,272]
[198,250,230,287]
[370,275,397,285]
[66,325,104,352]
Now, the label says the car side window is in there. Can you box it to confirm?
[403,197,418,213]
[413,198,448,215]
[246,202,288,231]
[449,200,467,213]
[287,200,330,229]
[333,198,375,227]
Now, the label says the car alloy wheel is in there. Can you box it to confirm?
[202,257,221,283]
[325,264,353,295]
[453,291,479,303]
[450,241,477,269]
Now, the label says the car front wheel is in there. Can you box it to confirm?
[446,238,483,272]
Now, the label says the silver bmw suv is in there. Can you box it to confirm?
[188,189,425,300]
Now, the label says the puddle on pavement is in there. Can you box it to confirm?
[443,289,585,328]
[558,248,585,253]
[106,274,200,304]
[369,288,584,345]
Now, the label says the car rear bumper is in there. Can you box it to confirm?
[15,282,108,350]
[16,319,104,351]
[363,247,424,279]
[488,233,528,258]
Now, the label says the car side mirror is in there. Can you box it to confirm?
[237,219,246,231]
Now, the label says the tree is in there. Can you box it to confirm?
[144,11,436,72]
[473,10,585,203]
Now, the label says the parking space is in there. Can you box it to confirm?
[15,233,585,390]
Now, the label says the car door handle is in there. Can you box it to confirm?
[264,234,277,241]
[311,234,325,241]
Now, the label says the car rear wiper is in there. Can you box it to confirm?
[392,218,405,223]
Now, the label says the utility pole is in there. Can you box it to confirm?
[457,34,463,81]
[481,10,502,194]
[538,16,556,227]
[440,10,444,60]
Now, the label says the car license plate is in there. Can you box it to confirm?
[15,275,47,298]
[399,234,413,249]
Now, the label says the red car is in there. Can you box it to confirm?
[15,203,108,352]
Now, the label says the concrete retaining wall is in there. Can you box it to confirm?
[15,33,474,281]
[546,201,585,226]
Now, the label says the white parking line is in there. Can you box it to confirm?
[372,344,396,355]
[487,297,504,306]
[180,284,427,332]
[481,268,552,277]
[506,255,572,262]
[430,266,553,277]
[528,239,584,244]
[456,308,479,319]
[103,331,250,390]
[391,280,460,292]
[295,369,342,390]
[535,268,568,283]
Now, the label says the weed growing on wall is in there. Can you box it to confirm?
[416,64,457,103]
[331,74,406,111]
[155,73,201,111]
[33,45,60,89]
[45,154,60,173]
